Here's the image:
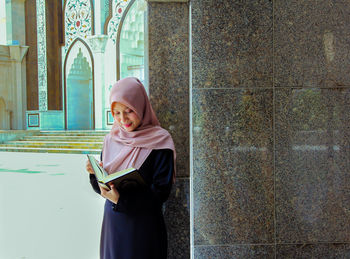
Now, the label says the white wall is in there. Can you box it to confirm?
[0,45,28,129]
[0,0,6,45]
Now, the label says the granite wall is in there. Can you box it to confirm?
[147,1,190,259]
[192,0,350,258]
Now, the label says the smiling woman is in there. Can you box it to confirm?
[86,77,176,259]
[111,102,141,132]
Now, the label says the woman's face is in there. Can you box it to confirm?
[112,102,141,132]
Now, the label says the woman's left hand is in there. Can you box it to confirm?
[99,183,120,204]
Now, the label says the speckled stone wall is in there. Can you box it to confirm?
[147,2,190,259]
[192,0,350,258]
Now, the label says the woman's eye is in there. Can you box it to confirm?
[126,109,133,113]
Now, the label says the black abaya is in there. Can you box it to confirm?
[89,149,174,259]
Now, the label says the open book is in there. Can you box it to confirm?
[87,154,146,191]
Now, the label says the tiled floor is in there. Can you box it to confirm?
[0,152,104,259]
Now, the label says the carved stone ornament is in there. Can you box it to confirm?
[86,35,109,53]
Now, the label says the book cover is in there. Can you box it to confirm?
[87,154,146,191]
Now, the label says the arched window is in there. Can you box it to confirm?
[119,0,146,83]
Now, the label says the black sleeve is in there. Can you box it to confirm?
[89,174,101,194]
[88,152,102,195]
[114,149,174,214]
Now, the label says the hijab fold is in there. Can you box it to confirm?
[102,77,176,182]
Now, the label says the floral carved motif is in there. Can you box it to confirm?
[65,0,92,51]
[107,0,130,44]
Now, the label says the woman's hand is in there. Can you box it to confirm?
[86,160,103,174]
[100,183,120,204]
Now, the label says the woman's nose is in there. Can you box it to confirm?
[120,113,127,123]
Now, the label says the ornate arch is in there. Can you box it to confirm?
[63,0,95,51]
[103,0,113,35]
[106,0,135,44]
[63,37,95,129]
[114,0,136,79]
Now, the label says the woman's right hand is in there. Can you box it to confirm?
[86,160,103,174]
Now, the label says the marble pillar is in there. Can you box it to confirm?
[6,0,26,45]
[274,1,350,256]
[192,0,350,258]
[87,35,108,130]
[0,0,28,129]
[0,45,28,129]
[147,0,190,258]
[9,45,29,129]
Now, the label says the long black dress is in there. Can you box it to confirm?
[89,149,174,259]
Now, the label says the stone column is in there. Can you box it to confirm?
[6,0,26,45]
[146,0,190,258]
[191,0,274,258]
[87,35,108,130]
[4,0,28,129]
[274,1,350,257]
[191,0,350,258]
[9,45,29,129]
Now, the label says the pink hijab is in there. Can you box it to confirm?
[102,77,176,182]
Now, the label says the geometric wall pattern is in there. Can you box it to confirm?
[36,0,48,111]
[107,0,130,44]
[64,0,93,52]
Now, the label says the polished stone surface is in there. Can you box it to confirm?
[194,245,275,259]
[274,0,350,87]
[191,0,273,88]
[148,2,189,177]
[147,3,190,258]
[276,244,350,258]
[275,88,350,243]
[164,178,190,259]
[193,89,274,244]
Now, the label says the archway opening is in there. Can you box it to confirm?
[65,43,94,130]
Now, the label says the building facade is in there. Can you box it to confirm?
[1,0,146,130]
[1,0,350,258]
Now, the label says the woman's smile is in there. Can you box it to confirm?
[112,102,141,132]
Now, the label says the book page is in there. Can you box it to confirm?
[87,155,104,182]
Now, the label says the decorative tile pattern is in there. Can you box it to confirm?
[193,89,274,245]
[36,0,47,111]
[64,0,93,50]
[27,113,40,127]
[275,88,350,243]
[107,0,130,44]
